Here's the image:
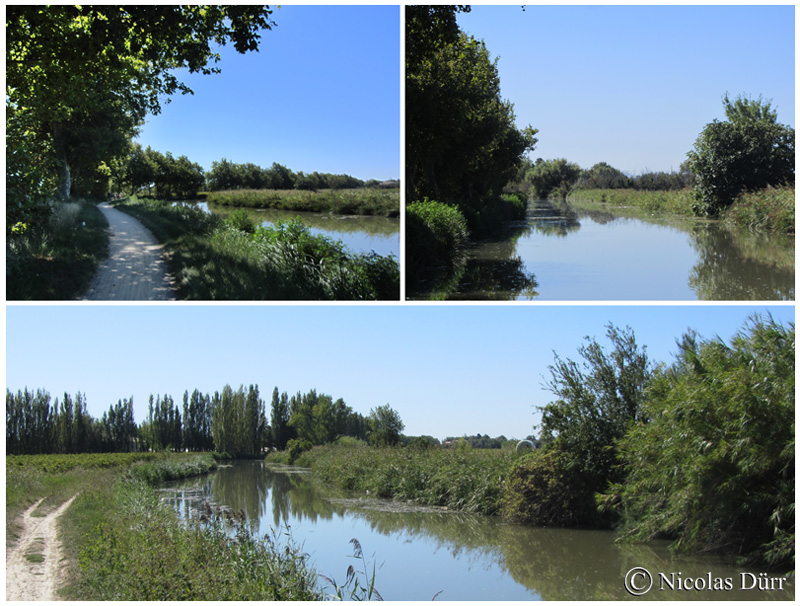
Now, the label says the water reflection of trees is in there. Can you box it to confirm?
[168,465,794,600]
[526,199,582,235]
[686,223,794,300]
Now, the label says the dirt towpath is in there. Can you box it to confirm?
[81,202,176,300]
[6,495,79,601]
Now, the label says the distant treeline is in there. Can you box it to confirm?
[6,385,404,456]
[120,144,398,200]
[508,158,693,201]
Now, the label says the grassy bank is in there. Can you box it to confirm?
[113,196,399,300]
[288,442,516,516]
[567,188,696,215]
[207,188,400,218]
[568,186,795,233]
[8,453,322,600]
[6,199,109,300]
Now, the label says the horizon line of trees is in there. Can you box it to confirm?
[6,384,405,456]
[122,146,401,200]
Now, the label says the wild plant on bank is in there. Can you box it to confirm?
[320,538,383,601]
[113,197,399,300]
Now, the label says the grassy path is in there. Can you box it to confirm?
[6,495,78,601]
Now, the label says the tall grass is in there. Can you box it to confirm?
[207,188,400,217]
[294,443,516,516]
[113,197,399,300]
[6,199,109,300]
[569,186,795,234]
[69,466,320,599]
[725,185,794,234]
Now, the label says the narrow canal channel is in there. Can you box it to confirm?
[163,460,794,600]
[445,200,794,301]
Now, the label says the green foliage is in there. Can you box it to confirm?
[286,439,314,465]
[525,158,582,200]
[367,404,405,447]
[208,188,399,217]
[210,385,267,456]
[687,94,795,217]
[7,200,110,300]
[574,162,632,190]
[406,199,469,293]
[407,21,537,207]
[7,6,273,201]
[126,454,217,486]
[608,316,795,569]
[502,449,599,526]
[540,325,652,492]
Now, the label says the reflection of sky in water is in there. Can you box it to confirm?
[164,463,795,601]
[512,218,697,300]
[458,201,794,301]
[264,508,538,601]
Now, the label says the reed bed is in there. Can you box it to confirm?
[295,443,516,516]
[207,188,400,218]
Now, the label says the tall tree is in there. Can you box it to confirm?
[407,8,537,213]
[7,6,275,201]
[539,324,652,493]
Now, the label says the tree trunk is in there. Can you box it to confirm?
[52,122,71,199]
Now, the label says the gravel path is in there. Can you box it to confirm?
[80,202,176,300]
[6,495,78,601]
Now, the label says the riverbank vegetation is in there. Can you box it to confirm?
[271,316,793,571]
[6,200,109,300]
[7,453,322,600]
[207,187,399,217]
[110,196,398,300]
[405,6,536,298]
[507,94,794,234]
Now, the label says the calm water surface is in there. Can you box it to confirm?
[163,460,793,600]
[187,200,399,258]
[445,200,794,300]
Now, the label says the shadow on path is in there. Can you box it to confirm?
[80,202,176,300]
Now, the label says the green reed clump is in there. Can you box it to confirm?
[724,185,794,234]
[74,476,321,600]
[207,188,400,217]
[113,197,399,300]
[127,453,217,485]
[7,199,109,300]
[296,443,515,516]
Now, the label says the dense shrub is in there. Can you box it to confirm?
[606,317,794,569]
[502,448,600,526]
[687,94,794,217]
[406,199,468,292]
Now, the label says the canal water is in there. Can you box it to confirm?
[194,201,399,258]
[162,460,793,600]
[445,199,794,301]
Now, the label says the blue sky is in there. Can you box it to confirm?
[6,304,793,441]
[457,5,795,175]
[134,5,400,181]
